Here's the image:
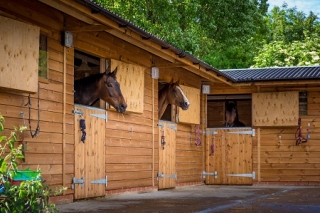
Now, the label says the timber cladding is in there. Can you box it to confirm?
[253,90,320,183]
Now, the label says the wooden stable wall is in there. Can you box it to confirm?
[0,0,75,196]
[253,89,320,185]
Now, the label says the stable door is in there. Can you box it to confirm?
[73,104,106,199]
[205,128,254,185]
[158,120,177,189]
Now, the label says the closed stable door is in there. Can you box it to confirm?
[73,104,106,199]
[205,128,254,185]
[158,120,177,189]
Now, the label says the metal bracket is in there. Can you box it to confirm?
[202,171,218,179]
[227,171,255,179]
[72,109,83,117]
[90,113,107,120]
[168,124,177,131]
[158,124,164,128]
[204,131,218,135]
[90,176,108,187]
[157,172,165,180]
[72,177,85,189]
[227,129,255,136]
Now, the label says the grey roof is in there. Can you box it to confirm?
[220,66,320,82]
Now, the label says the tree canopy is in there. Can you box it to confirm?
[94,0,320,69]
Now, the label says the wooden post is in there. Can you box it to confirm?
[100,58,106,109]
[62,46,67,193]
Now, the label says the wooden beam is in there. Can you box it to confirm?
[64,24,112,32]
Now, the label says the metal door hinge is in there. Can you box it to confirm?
[73,109,83,116]
[167,173,177,179]
[90,176,108,187]
[157,172,165,180]
[202,171,218,179]
[72,177,85,189]
[227,171,255,179]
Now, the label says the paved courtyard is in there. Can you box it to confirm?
[57,185,320,213]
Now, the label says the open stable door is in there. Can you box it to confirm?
[73,104,106,199]
[205,128,254,185]
[158,120,177,189]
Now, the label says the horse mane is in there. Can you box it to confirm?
[158,84,169,107]
[74,73,104,105]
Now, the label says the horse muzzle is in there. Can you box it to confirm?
[180,102,189,110]
[117,103,127,113]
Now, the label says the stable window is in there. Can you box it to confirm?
[74,50,101,108]
[299,91,308,116]
[207,95,252,128]
[159,82,200,125]
[38,34,48,79]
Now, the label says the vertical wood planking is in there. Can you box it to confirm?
[178,86,200,124]
[74,105,106,199]
[110,59,145,113]
[0,16,39,93]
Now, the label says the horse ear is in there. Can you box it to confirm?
[111,67,118,76]
[175,79,180,85]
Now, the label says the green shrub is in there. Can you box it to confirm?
[0,115,65,213]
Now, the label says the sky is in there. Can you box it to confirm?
[268,0,320,15]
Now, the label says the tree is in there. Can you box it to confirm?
[253,36,320,67]
[253,3,320,67]
[94,0,268,69]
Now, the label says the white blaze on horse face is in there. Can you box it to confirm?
[176,86,189,106]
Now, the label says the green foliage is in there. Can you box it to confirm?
[0,115,65,213]
[253,3,320,67]
[94,0,268,69]
[93,0,320,69]
[253,36,320,67]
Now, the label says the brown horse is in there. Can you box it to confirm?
[158,80,189,118]
[74,67,127,113]
[224,101,245,127]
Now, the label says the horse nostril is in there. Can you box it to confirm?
[121,104,127,110]
[184,102,189,107]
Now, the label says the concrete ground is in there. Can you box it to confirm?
[57,185,320,213]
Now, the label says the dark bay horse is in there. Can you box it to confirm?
[158,80,189,118]
[224,101,245,127]
[74,67,127,113]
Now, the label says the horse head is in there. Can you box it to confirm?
[167,79,189,110]
[99,67,127,113]
[225,101,237,127]
[224,101,245,127]
[158,79,189,118]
